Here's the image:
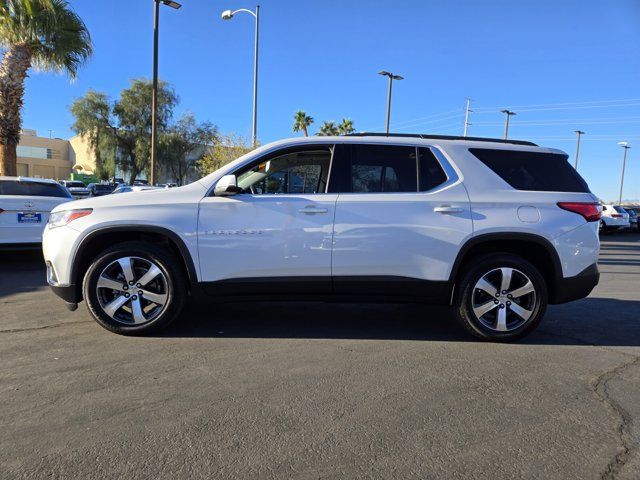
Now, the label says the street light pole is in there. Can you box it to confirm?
[150,0,181,186]
[618,142,630,205]
[221,6,260,148]
[378,71,403,135]
[573,130,585,170]
[501,109,516,140]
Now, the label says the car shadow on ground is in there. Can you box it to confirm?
[159,296,640,347]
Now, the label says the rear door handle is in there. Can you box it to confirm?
[434,205,464,214]
[298,206,328,214]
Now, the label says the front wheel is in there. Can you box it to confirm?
[82,241,186,335]
[453,253,548,342]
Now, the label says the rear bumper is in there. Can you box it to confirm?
[550,263,599,304]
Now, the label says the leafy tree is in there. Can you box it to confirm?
[317,121,339,136]
[70,90,115,180]
[113,79,177,183]
[338,118,355,135]
[198,133,253,176]
[70,79,177,184]
[0,0,92,176]
[292,110,314,137]
[158,113,219,185]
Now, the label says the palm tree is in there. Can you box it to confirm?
[338,118,355,135]
[0,0,92,176]
[292,110,313,137]
[317,121,339,136]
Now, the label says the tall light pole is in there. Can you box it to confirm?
[501,109,516,140]
[378,71,403,135]
[221,5,260,148]
[151,0,182,186]
[573,130,585,170]
[618,141,630,205]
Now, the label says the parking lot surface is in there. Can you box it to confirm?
[1,233,639,479]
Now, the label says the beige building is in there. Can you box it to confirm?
[15,129,97,180]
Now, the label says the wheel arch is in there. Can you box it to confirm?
[449,232,563,303]
[70,226,198,301]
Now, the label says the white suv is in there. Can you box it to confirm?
[42,134,601,341]
[600,204,630,232]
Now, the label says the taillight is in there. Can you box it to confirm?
[611,214,622,218]
[557,202,602,222]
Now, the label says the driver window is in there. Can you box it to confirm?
[236,149,332,194]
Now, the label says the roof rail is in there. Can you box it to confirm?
[346,132,538,147]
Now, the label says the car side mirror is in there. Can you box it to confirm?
[214,174,242,196]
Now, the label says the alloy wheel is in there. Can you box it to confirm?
[471,267,537,332]
[96,256,169,325]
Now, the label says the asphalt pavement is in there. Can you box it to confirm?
[1,233,639,479]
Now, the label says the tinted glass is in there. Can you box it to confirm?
[0,180,71,198]
[93,184,113,192]
[418,148,448,191]
[349,145,417,193]
[237,149,332,194]
[469,148,590,193]
[613,206,627,214]
[66,181,86,188]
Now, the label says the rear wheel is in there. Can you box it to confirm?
[453,253,547,342]
[82,241,186,335]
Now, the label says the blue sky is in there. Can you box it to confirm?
[21,0,640,201]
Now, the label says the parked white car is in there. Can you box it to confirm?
[43,134,601,341]
[0,177,73,247]
[600,204,630,232]
[59,180,91,200]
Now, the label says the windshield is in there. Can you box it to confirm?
[66,181,86,188]
[613,206,627,214]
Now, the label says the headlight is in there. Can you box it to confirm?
[48,209,93,229]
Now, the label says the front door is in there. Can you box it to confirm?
[197,145,337,294]
[329,143,473,297]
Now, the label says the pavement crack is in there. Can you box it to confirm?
[590,355,640,480]
[0,319,91,333]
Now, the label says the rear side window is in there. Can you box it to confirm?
[0,180,71,198]
[469,148,590,193]
[328,144,449,193]
[349,145,417,193]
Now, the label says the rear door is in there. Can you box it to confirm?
[0,180,72,244]
[329,143,473,296]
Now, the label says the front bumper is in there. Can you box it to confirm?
[550,263,599,304]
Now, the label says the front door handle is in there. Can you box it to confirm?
[298,206,328,214]
[434,205,464,214]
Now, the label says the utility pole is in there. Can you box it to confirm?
[573,130,585,170]
[463,98,473,137]
[618,142,630,205]
[378,71,403,135]
[501,109,516,140]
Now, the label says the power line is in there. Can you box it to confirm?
[474,98,640,111]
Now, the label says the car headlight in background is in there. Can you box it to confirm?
[48,209,93,229]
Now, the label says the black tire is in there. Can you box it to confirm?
[82,241,186,335]
[453,253,548,342]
